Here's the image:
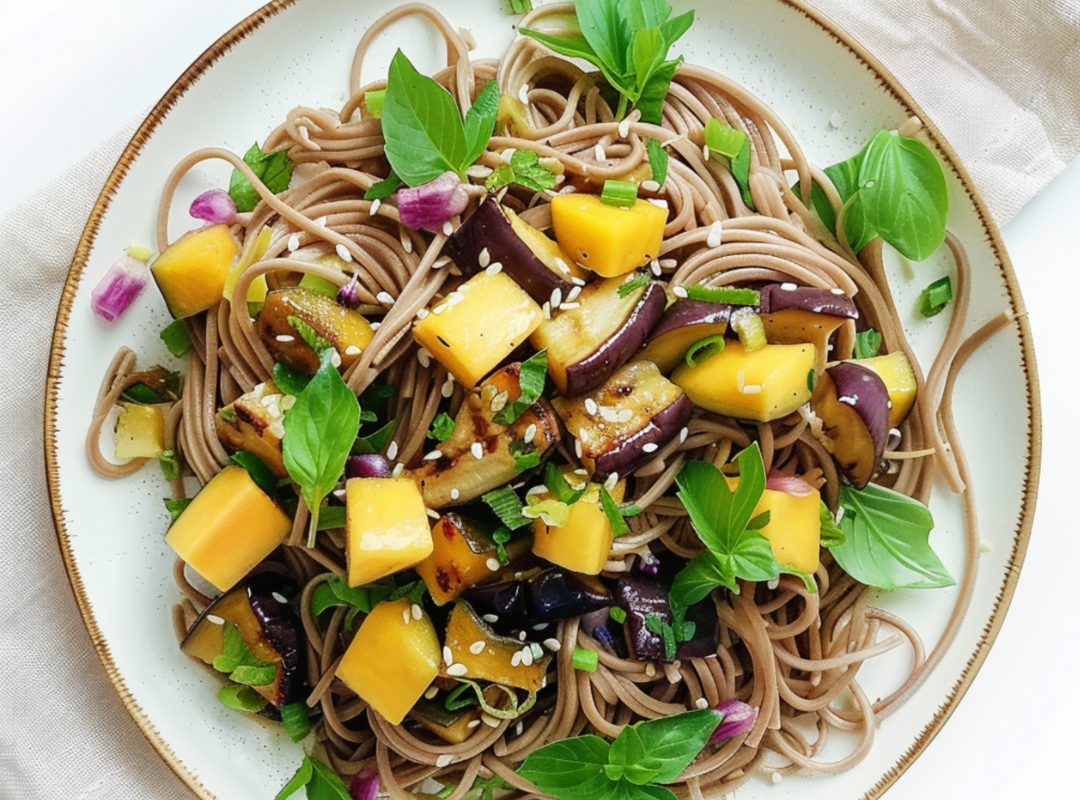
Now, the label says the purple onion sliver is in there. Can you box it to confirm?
[337,274,361,309]
[349,769,380,800]
[637,552,660,575]
[346,454,392,480]
[396,171,469,233]
[91,255,149,322]
[709,698,757,743]
[590,624,620,655]
[189,189,238,224]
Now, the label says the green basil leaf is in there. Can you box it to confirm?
[382,50,470,185]
[275,756,314,800]
[819,500,846,548]
[577,0,634,80]
[631,28,666,94]
[163,497,191,524]
[731,137,753,208]
[670,551,732,605]
[364,170,403,201]
[282,355,361,546]
[230,450,278,497]
[632,708,724,783]
[832,483,954,590]
[646,138,668,186]
[658,9,694,50]
[634,58,680,125]
[428,411,456,442]
[517,735,613,800]
[674,460,731,553]
[519,28,604,71]
[229,143,294,213]
[494,349,548,425]
[463,80,501,166]
[853,328,883,359]
[509,0,534,14]
[316,503,346,531]
[272,361,311,396]
[729,443,767,534]
[728,532,780,585]
[608,727,660,785]
[600,485,631,536]
[217,684,269,712]
[626,0,673,31]
[745,509,770,531]
[352,418,398,455]
[160,319,192,358]
[307,756,353,800]
[778,563,818,593]
[857,130,948,261]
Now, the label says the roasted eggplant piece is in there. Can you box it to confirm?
[615,572,720,663]
[415,511,533,604]
[215,382,288,478]
[181,573,305,707]
[409,362,561,508]
[443,200,584,304]
[810,361,890,489]
[529,568,613,622]
[553,361,692,481]
[256,287,375,374]
[638,299,734,373]
[461,580,526,628]
[759,283,858,375]
[531,272,666,396]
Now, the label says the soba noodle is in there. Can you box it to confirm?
[88,3,1015,797]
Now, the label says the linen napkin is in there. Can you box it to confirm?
[2,1,1078,799]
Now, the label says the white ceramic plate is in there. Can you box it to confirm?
[44,1,1039,798]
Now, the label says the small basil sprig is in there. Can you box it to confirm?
[828,483,952,590]
[494,349,548,425]
[229,143,294,213]
[486,149,558,192]
[517,708,722,800]
[521,0,694,123]
[802,130,948,260]
[212,623,277,687]
[275,755,351,800]
[427,411,456,442]
[378,50,500,189]
[282,352,361,547]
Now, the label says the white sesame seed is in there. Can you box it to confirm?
[345,345,362,357]
[387,441,399,461]
[560,301,581,310]
[469,640,487,655]
[604,472,619,492]
[434,256,451,270]
[566,286,582,303]
[582,398,599,417]
[336,243,353,262]
[702,144,711,160]
[542,301,552,319]
[515,721,524,736]
[330,350,342,368]
[485,261,503,277]
[417,308,430,320]
[554,258,571,275]
[594,144,607,162]
[432,303,448,316]
[511,650,523,667]
[530,642,544,660]
[642,179,661,193]
[467,164,493,179]
[401,234,414,254]
[482,713,500,728]
[526,485,548,497]
[771,772,782,785]
[680,427,689,443]
[314,216,327,227]
[518,83,530,104]
[427,508,441,520]
[571,276,586,286]
[707,221,723,248]
[370,199,382,215]
[617,409,633,423]
[447,291,465,306]
[521,647,534,667]
[575,439,583,458]
[392,463,405,477]
[532,622,549,631]
[287,233,300,252]
[436,754,453,768]
[376,291,395,305]
[518,630,528,641]
[446,662,468,677]
[413,604,423,620]
[695,697,709,710]
[418,349,432,368]
[673,286,689,298]
[618,117,632,138]
[450,488,460,501]
[441,379,455,398]
[467,719,482,729]
[642,442,659,453]
[425,685,439,700]
[767,578,780,590]
[645,663,657,678]
[490,391,509,412]
[650,260,662,277]
[441,220,453,236]
[403,608,412,625]
[551,287,563,308]
[544,638,562,651]
[483,614,500,624]
[486,557,501,572]
[275,334,296,343]
[741,384,762,395]
[523,425,538,443]
[648,198,668,209]
[471,442,484,459]
[831,287,846,295]
[206,614,224,625]
[478,248,490,268]
[272,592,289,604]
[737,370,746,392]
[424,450,443,461]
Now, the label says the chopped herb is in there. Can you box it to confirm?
[492,527,513,565]
[684,334,725,368]
[279,702,311,742]
[704,119,753,207]
[436,784,456,799]
[683,285,760,305]
[158,450,181,481]
[217,684,268,713]
[806,368,816,393]
[230,450,278,496]
[444,682,479,711]
[486,149,557,192]
[543,462,587,505]
[494,349,548,425]
[617,270,651,298]
[508,0,533,14]
[919,275,953,318]
[599,485,631,536]
[352,418,398,456]
[160,319,192,357]
[275,755,351,800]
[213,623,277,687]
[364,171,403,201]
[818,501,846,548]
[599,179,638,208]
[387,578,428,606]
[163,497,191,524]
[297,272,339,300]
[853,328,883,359]
[316,503,347,531]
[286,315,333,356]
[571,647,599,672]
[609,606,627,624]
[646,138,669,186]
[229,142,294,213]
[510,438,542,471]
[428,411,456,442]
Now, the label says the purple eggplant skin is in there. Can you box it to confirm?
[528,568,613,623]
[814,361,890,489]
[246,573,306,705]
[593,393,693,482]
[639,299,737,373]
[460,580,525,631]
[443,200,572,304]
[345,454,392,480]
[615,572,672,663]
[564,281,667,397]
[760,283,858,319]
[675,596,720,661]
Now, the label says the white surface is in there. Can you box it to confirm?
[1,0,1074,798]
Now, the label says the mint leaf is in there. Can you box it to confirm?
[486,150,557,192]
[310,573,393,629]
[279,701,311,742]
[163,497,191,524]
[518,735,613,800]
[858,130,948,261]
[832,483,953,590]
[282,352,361,546]
[229,143,294,213]
[272,361,311,395]
[212,623,277,686]
[352,418,398,456]
[493,349,548,425]
[217,684,268,712]
[634,58,680,126]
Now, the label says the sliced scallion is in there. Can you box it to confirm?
[684,285,760,306]
[730,310,767,352]
[572,647,599,672]
[599,179,639,208]
[685,334,726,368]
[919,276,953,318]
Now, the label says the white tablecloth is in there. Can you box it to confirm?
[2,1,1077,798]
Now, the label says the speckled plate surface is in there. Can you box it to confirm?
[44,1,1039,798]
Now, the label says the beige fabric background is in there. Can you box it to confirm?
[1,1,1077,798]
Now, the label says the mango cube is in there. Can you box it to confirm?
[412,270,543,388]
[858,351,918,428]
[729,478,821,574]
[336,598,441,725]
[345,477,433,587]
[550,194,667,277]
[165,465,291,592]
[532,481,624,575]
[114,403,165,459]
[151,224,239,318]
[672,340,816,422]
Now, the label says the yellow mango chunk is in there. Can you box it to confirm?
[672,340,815,422]
[857,351,918,428]
[336,598,441,725]
[222,225,272,303]
[114,403,165,459]
[151,224,239,318]
[416,513,532,604]
[728,478,821,574]
[413,270,543,389]
[532,481,624,575]
[165,465,291,592]
[345,477,433,587]
[550,194,667,277]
